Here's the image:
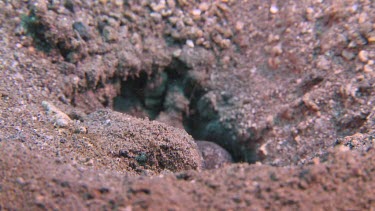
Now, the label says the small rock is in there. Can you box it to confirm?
[363,63,374,73]
[199,2,210,11]
[168,16,179,25]
[150,12,162,23]
[219,39,231,49]
[150,2,166,12]
[235,21,244,32]
[368,36,375,43]
[358,50,369,63]
[271,43,283,56]
[176,20,185,30]
[113,0,123,6]
[16,177,26,185]
[305,7,314,21]
[195,37,205,45]
[183,17,194,26]
[74,126,87,134]
[349,4,358,13]
[166,0,175,8]
[186,39,195,48]
[259,143,268,156]
[30,0,48,13]
[42,101,72,128]
[316,55,330,70]
[268,57,280,70]
[63,0,75,12]
[358,13,367,24]
[102,26,118,42]
[161,9,173,17]
[191,9,201,17]
[55,118,70,128]
[196,140,233,169]
[72,22,91,41]
[342,50,355,61]
[172,49,182,57]
[270,5,279,14]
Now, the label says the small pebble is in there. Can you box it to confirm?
[219,39,231,49]
[268,34,280,43]
[55,118,70,128]
[166,0,175,8]
[42,101,72,128]
[305,7,314,21]
[306,7,314,14]
[72,22,91,41]
[150,2,165,12]
[74,126,87,134]
[183,17,194,26]
[113,0,123,6]
[196,140,233,169]
[196,37,205,45]
[358,50,368,63]
[199,2,210,11]
[358,13,367,24]
[270,5,279,14]
[161,9,173,17]
[168,16,179,25]
[172,49,182,57]
[16,177,26,185]
[259,143,268,156]
[28,46,35,53]
[235,21,244,32]
[271,43,283,56]
[191,9,201,17]
[150,12,162,22]
[32,0,48,13]
[342,50,355,61]
[222,55,231,66]
[349,4,358,13]
[268,57,280,69]
[186,39,194,48]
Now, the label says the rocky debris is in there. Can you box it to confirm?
[12,0,375,166]
[334,132,375,153]
[2,0,375,209]
[2,139,375,210]
[42,101,72,128]
[84,109,202,173]
[177,46,215,69]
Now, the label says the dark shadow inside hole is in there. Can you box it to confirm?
[113,72,160,118]
[112,65,255,164]
[164,58,189,79]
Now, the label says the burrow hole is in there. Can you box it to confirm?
[112,59,258,163]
